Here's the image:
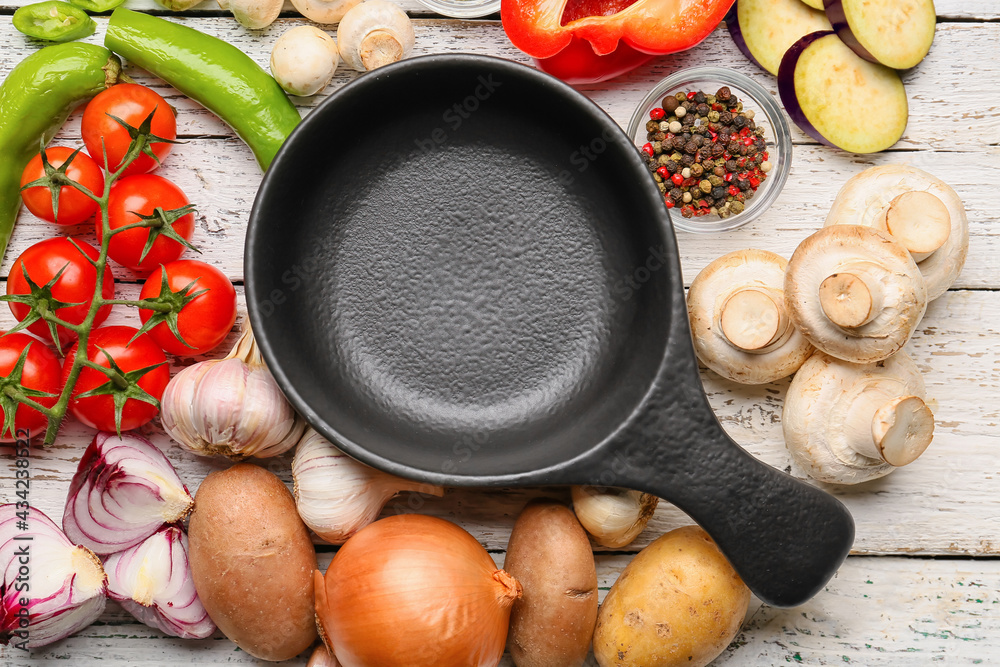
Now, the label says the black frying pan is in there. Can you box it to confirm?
[245,54,853,607]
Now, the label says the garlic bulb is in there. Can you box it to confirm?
[105,526,215,639]
[571,486,659,548]
[0,506,107,648]
[63,432,194,555]
[292,427,444,544]
[161,324,306,460]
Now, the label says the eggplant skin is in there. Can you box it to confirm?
[778,31,907,153]
[728,0,831,76]
[824,0,936,70]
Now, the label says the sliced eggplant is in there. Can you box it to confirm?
[779,31,907,153]
[800,0,823,8]
[728,0,832,75]
[824,0,935,69]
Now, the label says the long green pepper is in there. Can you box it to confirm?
[0,43,122,262]
[105,8,302,171]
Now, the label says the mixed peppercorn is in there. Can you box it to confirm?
[641,87,772,220]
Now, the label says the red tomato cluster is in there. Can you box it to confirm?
[3,84,237,439]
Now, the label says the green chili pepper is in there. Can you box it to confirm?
[105,8,302,171]
[69,0,127,12]
[0,43,122,262]
[13,1,97,42]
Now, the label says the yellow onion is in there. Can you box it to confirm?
[315,514,521,667]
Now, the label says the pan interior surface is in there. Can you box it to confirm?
[248,57,674,479]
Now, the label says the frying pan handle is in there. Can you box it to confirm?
[620,418,854,607]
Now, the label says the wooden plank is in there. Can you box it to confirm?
[1,20,998,153]
[0,140,994,290]
[2,288,998,557]
[9,556,1000,664]
[0,0,995,20]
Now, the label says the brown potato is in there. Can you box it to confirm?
[593,525,750,667]
[189,463,318,661]
[503,501,599,667]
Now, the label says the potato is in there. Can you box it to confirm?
[189,463,318,661]
[503,501,599,667]
[593,526,750,667]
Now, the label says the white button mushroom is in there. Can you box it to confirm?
[219,0,282,29]
[782,350,934,485]
[687,249,814,384]
[824,165,969,300]
[271,26,340,97]
[337,0,415,72]
[290,0,363,24]
[784,225,927,364]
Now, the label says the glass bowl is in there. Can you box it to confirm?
[412,0,500,18]
[626,66,792,233]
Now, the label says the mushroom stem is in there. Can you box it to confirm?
[841,380,934,466]
[818,267,885,329]
[719,288,789,352]
[359,30,403,70]
[875,191,951,262]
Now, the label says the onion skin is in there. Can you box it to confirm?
[0,506,107,648]
[63,432,194,555]
[316,514,522,667]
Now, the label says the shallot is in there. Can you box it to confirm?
[63,432,194,555]
[105,525,215,639]
[0,505,107,649]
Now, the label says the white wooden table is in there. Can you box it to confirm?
[2,1,999,665]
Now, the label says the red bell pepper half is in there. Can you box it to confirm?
[502,0,735,84]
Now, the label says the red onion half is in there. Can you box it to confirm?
[63,432,194,555]
[105,525,215,639]
[0,505,107,648]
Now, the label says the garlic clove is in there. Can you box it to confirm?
[63,432,194,555]
[308,643,343,667]
[0,506,107,648]
[106,526,215,640]
[292,428,444,544]
[570,486,658,548]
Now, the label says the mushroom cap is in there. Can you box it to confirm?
[226,0,282,29]
[290,0,363,24]
[782,350,930,485]
[688,249,813,384]
[270,26,340,97]
[785,225,927,364]
[824,165,968,300]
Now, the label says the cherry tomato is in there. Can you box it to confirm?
[0,333,62,442]
[81,83,177,176]
[139,260,237,356]
[102,174,195,273]
[6,238,115,348]
[64,326,170,432]
[20,147,105,226]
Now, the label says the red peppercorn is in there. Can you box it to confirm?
[763,151,769,161]
[743,137,754,146]
[682,177,698,187]
[709,130,718,141]
[650,107,665,120]
[724,173,734,182]
[671,173,684,186]
[657,166,669,178]
[711,103,723,111]
[728,185,740,196]
[687,91,697,100]
[665,198,675,209]
[642,143,654,156]
[749,176,760,188]
[723,152,731,160]
[737,157,747,168]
